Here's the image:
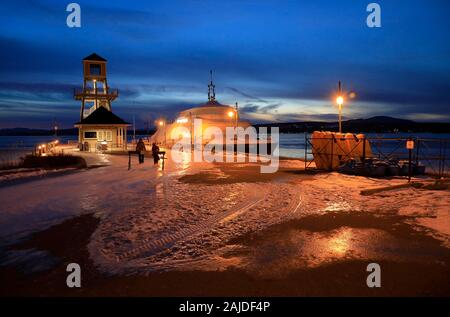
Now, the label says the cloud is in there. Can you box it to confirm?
[1,1,449,127]
[225,87,268,103]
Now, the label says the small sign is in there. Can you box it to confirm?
[406,140,414,150]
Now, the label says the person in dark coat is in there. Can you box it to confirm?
[151,143,160,164]
[136,138,146,164]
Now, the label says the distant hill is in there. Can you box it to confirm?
[347,116,414,124]
[0,128,78,136]
[1,116,449,136]
[253,116,450,133]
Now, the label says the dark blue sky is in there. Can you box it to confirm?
[0,0,449,128]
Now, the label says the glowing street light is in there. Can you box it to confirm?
[228,105,238,137]
[157,119,167,145]
[336,81,344,133]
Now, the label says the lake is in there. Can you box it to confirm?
[1,133,449,168]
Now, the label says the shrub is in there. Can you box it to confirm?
[22,154,87,169]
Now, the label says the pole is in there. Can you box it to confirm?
[189,112,193,151]
[330,134,334,171]
[415,139,420,166]
[362,137,366,165]
[235,102,238,130]
[304,132,307,170]
[164,125,167,146]
[408,147,412,183]
[338,81,342,133]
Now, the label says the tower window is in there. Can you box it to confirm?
[90,64,101,76]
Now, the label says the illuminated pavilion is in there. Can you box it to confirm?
[150,72,251,146]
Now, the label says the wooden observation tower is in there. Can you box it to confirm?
[74,53,129,152]
[74,53,119,120]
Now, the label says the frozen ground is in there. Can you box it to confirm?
[0,150,449,275]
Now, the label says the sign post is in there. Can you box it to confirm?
[406,139,414,182]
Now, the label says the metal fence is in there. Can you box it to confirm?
[304,134,450,178]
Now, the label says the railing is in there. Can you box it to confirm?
[304,134,450,178]
[73,88,119,98]
[78,141,128,153]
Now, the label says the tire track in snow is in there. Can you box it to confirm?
[116,185,266,261]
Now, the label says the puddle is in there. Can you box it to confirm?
[223,212,450,278]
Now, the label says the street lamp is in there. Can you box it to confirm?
[228,110,238,128]
[158,120,166,145]
[336,81,344,133]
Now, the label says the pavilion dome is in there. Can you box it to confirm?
[179,99,236,120]
[199,100,229,107]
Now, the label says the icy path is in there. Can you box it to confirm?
[0,152,176,243]
[117,184,266,261]
[89,168,304,273]
[0,151,304,273]
[1,150,448,275]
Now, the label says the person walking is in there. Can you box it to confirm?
[136,138,146,164]
[151,143,160,164]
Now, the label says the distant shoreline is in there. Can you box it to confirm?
[2,115,450,135]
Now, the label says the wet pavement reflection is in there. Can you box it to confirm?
[225,212,450,278]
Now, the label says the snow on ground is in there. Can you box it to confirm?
[0,150,448,274]
[0,167,80,183]
[299,173,450,245]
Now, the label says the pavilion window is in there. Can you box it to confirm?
[84,131,97,139]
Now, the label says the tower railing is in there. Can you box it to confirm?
[73,88,119,99]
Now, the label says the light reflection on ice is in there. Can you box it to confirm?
[326,228,352,255]
[323,201,354,212]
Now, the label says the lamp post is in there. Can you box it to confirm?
[189,112,193,151]
[336,81,344,133]
[235,102,239,129]
[158,120,166,145]
[228,109,237,135]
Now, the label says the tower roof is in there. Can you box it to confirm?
[207,70,216,102]
[83,53,107,62]
[75,106,129,125]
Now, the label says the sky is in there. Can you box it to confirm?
[0,0,449,129]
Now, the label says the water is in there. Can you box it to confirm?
[0,135,77,150]
[1,133,449,168]
[0,135,78,168]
